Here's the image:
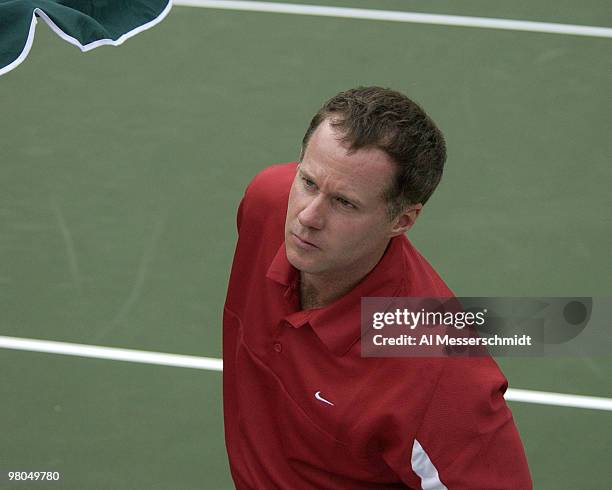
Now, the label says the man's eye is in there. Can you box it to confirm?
[302,177,315,188]
[336,197,355,209]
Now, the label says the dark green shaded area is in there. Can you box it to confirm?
[0,0,169,72]
[1,4,611,489]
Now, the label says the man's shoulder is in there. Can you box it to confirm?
[237,162,297,234]
[398,236,454,297]
[244,162,297,205]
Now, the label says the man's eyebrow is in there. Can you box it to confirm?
[298,168,315,181]
[298,168,363,207]
[337,192,363,208]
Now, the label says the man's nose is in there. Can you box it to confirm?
[297,195,325,230]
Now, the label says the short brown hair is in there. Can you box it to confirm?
[301,86,446,219]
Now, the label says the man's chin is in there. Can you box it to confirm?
[286,246,321,273]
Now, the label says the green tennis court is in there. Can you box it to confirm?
[1,1,611,488]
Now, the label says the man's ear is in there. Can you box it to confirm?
[389,204,423,237]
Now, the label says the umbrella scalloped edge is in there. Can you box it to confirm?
[0,1,173,76]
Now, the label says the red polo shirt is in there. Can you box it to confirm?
[223,163,532,489]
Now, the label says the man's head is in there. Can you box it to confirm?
[301,86,446,219]
[285,86,446,281]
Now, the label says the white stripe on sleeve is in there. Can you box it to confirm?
[411,439,448,490]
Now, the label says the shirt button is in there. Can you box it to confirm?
[273,342,282,353]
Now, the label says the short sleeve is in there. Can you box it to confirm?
[383,357,532,489]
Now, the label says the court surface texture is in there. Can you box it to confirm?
[1,1,611,488]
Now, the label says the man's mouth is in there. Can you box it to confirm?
[291,232,319,250]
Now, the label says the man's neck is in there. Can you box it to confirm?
[299,273,359,310]
[298,242,390,310]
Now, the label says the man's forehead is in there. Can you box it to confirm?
[301,123,395,203]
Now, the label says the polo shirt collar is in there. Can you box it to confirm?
[266,236,407,356]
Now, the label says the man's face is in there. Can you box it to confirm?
[284,119,404,280]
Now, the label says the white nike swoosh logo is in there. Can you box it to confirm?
[314,391,334,406]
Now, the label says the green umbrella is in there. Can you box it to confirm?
[0,0,172,76]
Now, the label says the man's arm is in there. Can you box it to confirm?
[383,357,532,489]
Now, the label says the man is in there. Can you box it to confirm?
[223,87,532,489]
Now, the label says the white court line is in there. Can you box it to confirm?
[173,0,612,39]
[0,335,222,371]
[2,335,612,411]
[505,388,612,411]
